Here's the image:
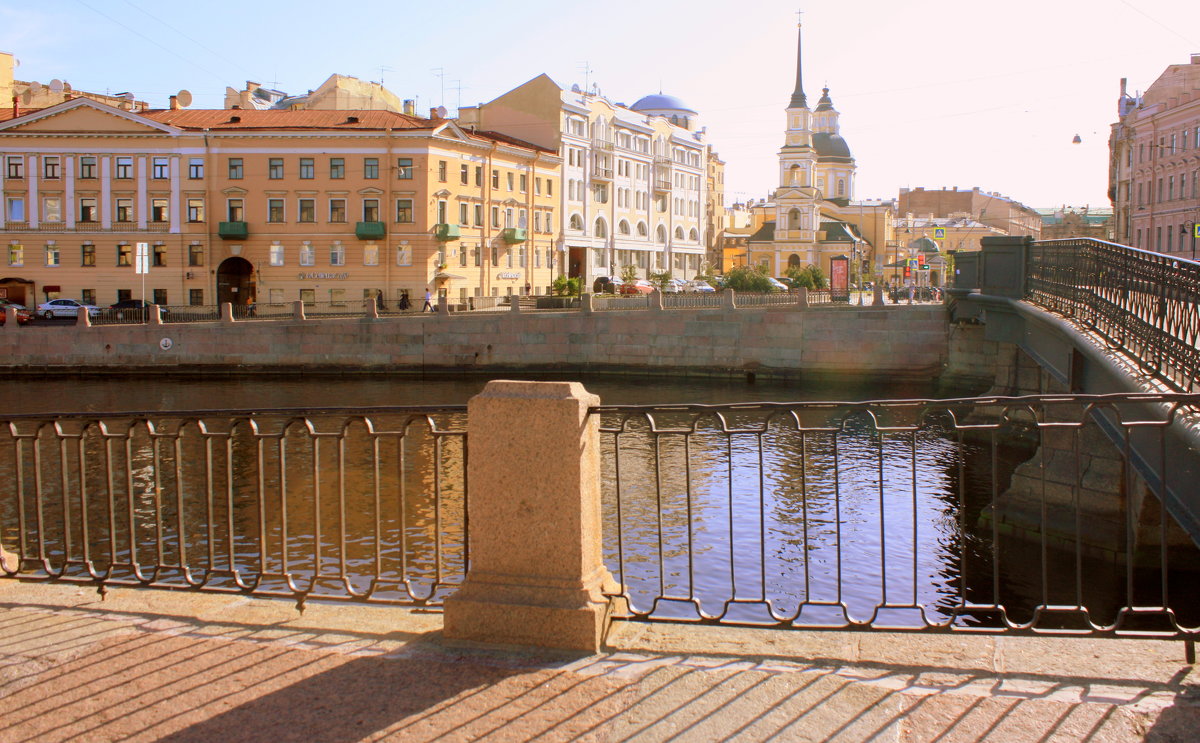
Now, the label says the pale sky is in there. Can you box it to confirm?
[3,0,1197,210]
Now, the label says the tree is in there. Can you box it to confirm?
[620,264,639,284]
[648,270,673,291]
[552,275,581,297]
[785,264,827,290]
[721,265,774,293]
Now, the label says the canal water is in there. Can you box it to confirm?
[3,372,1196,632]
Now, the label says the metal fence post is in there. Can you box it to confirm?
[444,380,617,651]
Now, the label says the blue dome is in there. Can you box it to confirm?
[630,93,697,115]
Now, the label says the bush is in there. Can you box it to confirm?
[620,264,639,284]
[785,264,827,290]
[721,265,775,293]
[648,270,673,291]
[552,275,582,297]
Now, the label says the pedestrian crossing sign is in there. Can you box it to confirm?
[1195,224,1200,239]
[933,227,946,240]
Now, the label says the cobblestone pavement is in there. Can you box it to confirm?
[1,581,1198,742]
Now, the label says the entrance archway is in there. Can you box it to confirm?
[217,257,255,306]
[0,277,34,306]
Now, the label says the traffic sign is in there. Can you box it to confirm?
[135,242,149,274]
[1194,224,1200,239]
[933,227,946,240]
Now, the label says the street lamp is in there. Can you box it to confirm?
[1183,221,1198,262]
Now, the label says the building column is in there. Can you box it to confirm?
[444,380,617,652]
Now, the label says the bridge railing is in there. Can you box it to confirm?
[1026,239,1200,392]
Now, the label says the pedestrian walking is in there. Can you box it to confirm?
[422,288,433,312]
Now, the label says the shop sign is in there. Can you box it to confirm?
[297,272,349,280]
[497,272,521,280]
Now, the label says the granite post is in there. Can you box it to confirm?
[443,380,617,651]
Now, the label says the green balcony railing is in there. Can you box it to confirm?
[501,228,527,244]
[355,221,386,240]
[218,221,248,239]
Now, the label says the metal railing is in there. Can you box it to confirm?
[663,293,724,310]
[1027,239,1200,392]
[594,294,652,311]
[595,392,1200,639]
[0,407,468,608]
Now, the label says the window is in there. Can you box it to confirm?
[188,244,203,266]
[595,218,608,238]
[546,180,552,196]
[268,199,284,223]
[228,158,243,179]
[151,198,168,222]
[364,158,378,179]
[227,199,244,222]
[438,160,447,181]
[45,244,59,266]
[475,166,482,186]
[491,206,500,228]
[395,199,413,223]
[270,243,284,266]
[117,289,132,303]
[460,164,469,185]
[396,245,412,266]
[117,244,132,266]
[569,214,583,231]
[115,199,132,223]
[593,183,609,203]
[492,170,499,189]
[5,197,22,222]
[364,244,379,266]
[72,199,102,229]
[6,156,22,179]
[397,158,413,179]
[299,158,315,179]
[187,198,204,223]
[188,158,204,179]
[329,158,344,179]
[329,289,346,305]
[535,213,542,232]
[329,199,346,223]
[520,174,527,192]
[505,207,513,228]
[115,157,132,179]
[507,172,514,191]
[152,157,168,179]
[44,156,60,179]
[299,244,315,266]
[42,197,62,223]
[268,158,283,179]
[363,199,380,222]
[8,244,22,266]
[153,289,167,306]
[79,156,97,179]
[459,244,467,266]
[153,244,167,267]
[81,289,95,305]
[535,177,542,195]
[299,199,315,223]
[459,203,469,225]
[330,243,345,266]
[82,243,95,266]
[189,289,203,306]
[300,289,315,304]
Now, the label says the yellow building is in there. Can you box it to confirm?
[0,98,559,310]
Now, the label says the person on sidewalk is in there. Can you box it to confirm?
[422,288,433,312]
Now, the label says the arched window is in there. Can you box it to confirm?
[655,225,667,244]
[637,221,648,237]
[674,226,684,240]
[789,164,801,186]
[689,228,698,241]
[594,218,607,238]
[788,254,801,268]
[837,179,845,197]
[569,214,583,231]
[789,208,801,228]
[618,220,631,235]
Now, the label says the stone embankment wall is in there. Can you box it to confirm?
[0,304,949,380]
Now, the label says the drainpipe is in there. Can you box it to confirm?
[385,126,393,301]
[203,129,214,304]
[527,151,539,293]
[484,140,497,296]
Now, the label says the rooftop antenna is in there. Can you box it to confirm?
[451,79,466,111]
[377,65,394,86]
[431,67,445,107]
[577,61,592,96]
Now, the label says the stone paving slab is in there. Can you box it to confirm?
[1,580,1198,741]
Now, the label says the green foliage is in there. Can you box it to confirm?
[552,275,582,297]
[721,265,775,293]
[648,270,673,290]
[620,264,639,284]
[785,264,828,290]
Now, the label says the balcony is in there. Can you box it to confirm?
[355,221,385,240]
[592,137,614,151]
[218,221,249,239]
[434,223,461,241]
[653,177,673,192]
[501,228,527,244]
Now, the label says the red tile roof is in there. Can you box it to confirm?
[141,108,433,131]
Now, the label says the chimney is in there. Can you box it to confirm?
[1192,54,1200,65]
[429,107,441,121]
[1120,77,1128,96]
[169,95,179,110]
[403,99,415,115]
[246,81,260,91]
[11,94,17,119]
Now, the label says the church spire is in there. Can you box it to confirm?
[789,17,807,109]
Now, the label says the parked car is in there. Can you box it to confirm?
[619,279,656,295]
[0,298,33,325]
[37,298,101,319]
[662,278,686,294]
[683,280,715,293]
[765,277,790,292]
[592,276,624,294]
[107,299,168,321]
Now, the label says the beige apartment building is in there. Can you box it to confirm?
[1109,55,1200,257]
[0,97,559,310]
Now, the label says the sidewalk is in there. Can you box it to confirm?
[1,580,1197,742]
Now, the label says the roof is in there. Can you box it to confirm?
[630,94,697,115]
[747,221,777,243]
[814,87,835,112]
[819,222,856,242]
[813,132,852,160]
[142,109,432,131]
[909,236,940,253]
